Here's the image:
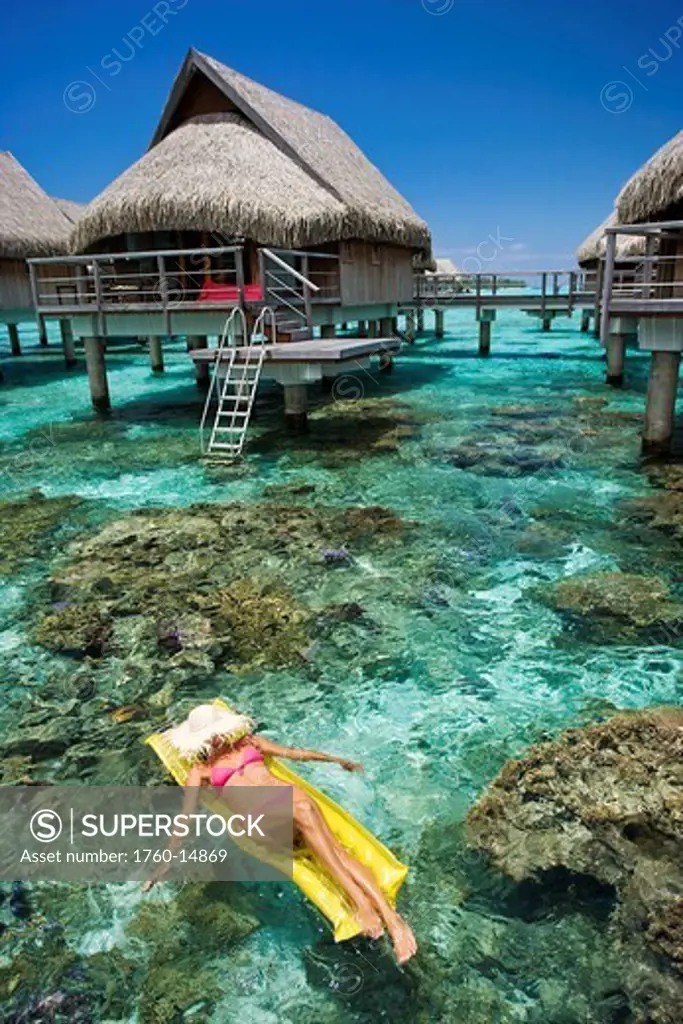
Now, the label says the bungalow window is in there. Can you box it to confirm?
[371,245,381,266]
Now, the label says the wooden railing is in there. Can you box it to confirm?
[27,245,342,328]
[600,222,683,343]
[414,269,592,310]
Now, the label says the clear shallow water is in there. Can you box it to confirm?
[0,311,680,1022]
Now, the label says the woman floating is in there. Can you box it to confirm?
[143,703,417,963]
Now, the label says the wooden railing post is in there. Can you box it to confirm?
[236,247,245,305]
[92,260,106,337]
[157,254,170,336]
[600,232,617,347]
[540,272,547,323]
[302,254,313,330]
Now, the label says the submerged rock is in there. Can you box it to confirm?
[32,501,409,688]
[467,707,683,1023]
[34,604,112,658]
[442,441,564,477]
[128,883,258,1024]
[621,490,683,540]
[253,395,433,467]
[541,571,683,641]
[0,491,83,576]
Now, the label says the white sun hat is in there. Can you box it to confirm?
[164,703,255,759]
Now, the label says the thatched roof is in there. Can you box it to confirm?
[617,131,683,224]
[54,197,86,223]
[72,49,431,255]
[0,152,72,259]
[576,210,645,265]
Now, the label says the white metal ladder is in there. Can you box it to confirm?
[199,307,275,459]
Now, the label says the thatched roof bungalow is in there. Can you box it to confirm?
[576,210,645,268]
[53,198,86,225]
[617,131,683,224]
[0,152,74,330]
[69,48,431,325]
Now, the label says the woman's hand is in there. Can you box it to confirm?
[339,759,364,773]
[142,864,169,892]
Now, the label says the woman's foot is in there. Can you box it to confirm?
[387,913,417,964]
[354,902,384,940]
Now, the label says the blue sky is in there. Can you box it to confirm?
[1,0,680,269]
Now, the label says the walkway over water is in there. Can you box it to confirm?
[411,269,595,315]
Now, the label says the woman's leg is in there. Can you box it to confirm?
[331,841,417,964]
[294,797,384,939]
[295,795,417,962]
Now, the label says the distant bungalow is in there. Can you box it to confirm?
[0,152,77,355]
[576,210,645,336]
[598,130,683,451]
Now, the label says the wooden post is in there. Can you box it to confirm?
[379,316,394,337]
[405,312,415,343]
[600,234,617,348]
[284,383,308,431]
[188,335,210,390]
[434,309,444,339]
[416,308,424,333]
[60,319,76,367]
[580,311,591,333]
[84,337,110,412]
[8,324,21,357]
[542,316,553,332]
[357,320,368,337]
[593,260,604,339]
[606,333,627,387]
[479,319,491,356]
[540,272,547,324]
[368,321,379,339]
[379,351,394,373]
[643,351,681,454]
[320,324,336,339]
[148,335,164,373]
[38,318,48,347]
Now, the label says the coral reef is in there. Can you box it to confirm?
[441,440,564,477]
[0,496,415,784]
[0,491,83,576]
[128,883,258,1024]
[541,571,683,641]
[252,396,431,467]
[33,501,409,685]
[467,708,683,1023]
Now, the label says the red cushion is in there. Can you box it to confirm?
[197,279,264,303]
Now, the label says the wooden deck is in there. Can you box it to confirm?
[191,336,401,365]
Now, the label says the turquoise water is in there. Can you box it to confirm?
[0,312,680,1022]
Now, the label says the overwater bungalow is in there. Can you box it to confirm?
[576,211,645,338]
[599,130,683,451]
[0,152,76,356]
[29,48,431,427]
[53,198,85,225]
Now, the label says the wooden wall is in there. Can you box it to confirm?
[0,260,32,312]
[339,243,414,306]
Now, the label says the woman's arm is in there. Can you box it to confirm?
[142,765,204,891]
[252,735,363,773]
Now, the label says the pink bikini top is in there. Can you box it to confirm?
[210,745,264,786]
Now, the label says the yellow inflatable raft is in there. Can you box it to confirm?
[145,698,408,942]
